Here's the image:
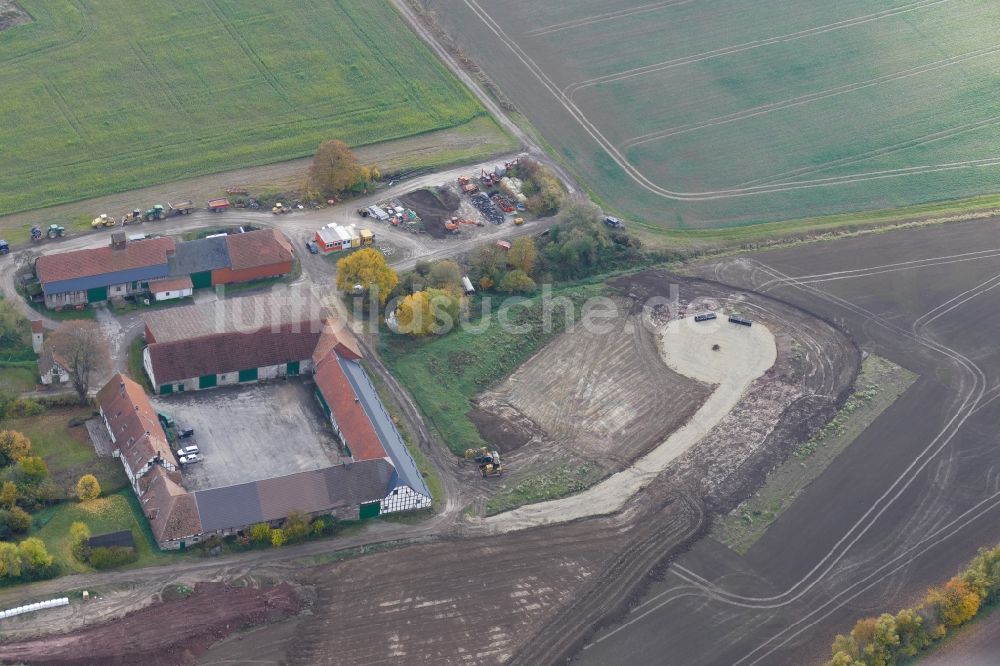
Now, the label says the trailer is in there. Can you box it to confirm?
[207,198,230,213]
[461,276,475,295]
[169,200,195,215]
[728,315,752,327]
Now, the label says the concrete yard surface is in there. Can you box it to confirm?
[151,380,344,491]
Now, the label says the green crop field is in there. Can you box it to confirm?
[435,0,1000,227]
[0,0,487,215]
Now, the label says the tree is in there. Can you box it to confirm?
[18,537,53,575]
[45,321,110,404]
[270,528,287,548]
[827,652,863,666]
[70,521,91,561]
[895,607,931,658]
[963,544,1000,603]
[0,430,31,467]
[0,481,17,509]
[508,237,538,275]
[395,289,460,336]
[926,577,980,627]
[427,260,462,292]
[16,456,47,484]
[336,248,399,306]
[3,507,31,534]
[311,518,325,537]
[499,269,537,294]
[0,542,19,579]
[76,474,101,501]
[0,299,28,350]
[309,140,367,194]
[249,522,272,544]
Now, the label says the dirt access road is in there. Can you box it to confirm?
[581,217,1000,665]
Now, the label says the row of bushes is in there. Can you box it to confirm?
[828,542,1000,665]
[0,537,57,583]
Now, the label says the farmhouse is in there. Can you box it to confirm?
[35,229,295,309]
[142,292,324,394]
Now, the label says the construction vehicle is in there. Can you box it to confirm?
[120,209,143,225]
[479,450,503,478]
[491,193,515,213]
[457,175,479,195]
[91,214,116,228]
[207,198,230,213]
[444,217,460,234]
[464,447,489,460]
[480,168,499,186]
[272,202,291,215]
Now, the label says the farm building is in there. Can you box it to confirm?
[142,292,325,394]
[35,236,175,308]
[34,229,295,309]
[314,224,374,253]
[313,347,433,514]
[96,375,178,494]
[38,348,69,386]
[212,228,294,284]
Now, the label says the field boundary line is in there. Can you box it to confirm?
[525,0,694,37]
[564,0,953,95]
[622,44,1000,148]
[128,41,186,116]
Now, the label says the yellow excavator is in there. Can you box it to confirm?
[464,447,502,477]
[91,213,116,228]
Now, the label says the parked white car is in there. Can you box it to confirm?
[179,453,201,465]
[176,445,199,457]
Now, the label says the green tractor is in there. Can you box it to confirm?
[47,224,65,239]
[145,205,165,221]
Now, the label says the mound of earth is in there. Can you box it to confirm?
[0,582,302,665]
[400,188,460,238]
[0,2,30,32]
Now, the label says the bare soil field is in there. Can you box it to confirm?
[0,582,302,665]
[582,217,1000,665]
[423,0,1000,226]
[473,297,710,466]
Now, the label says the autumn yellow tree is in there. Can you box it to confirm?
[70,522,91,561]
[76,474,101,501]
[395,289,460,336]
[508,237,538,275]
[0,481,16,509]
[926,577,980,627]
[309,140,371,194]
[336,248,399,306]
[0,430,30,468]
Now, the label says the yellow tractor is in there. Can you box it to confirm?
[91,214,116,228]
[465,447,503,478]
[272,202,291,215]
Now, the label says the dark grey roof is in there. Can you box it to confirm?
[339,357,431,499]
[42,265,169,295]
[167,236,231,276]
[86,530,136,550]
[195,481,262,532]
[193,460,393,533]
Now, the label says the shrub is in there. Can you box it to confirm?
[249,522,271,544]
[284,511,310,543]
[89,545,138,570]
[6,398,43,418]
[270,529,287,548]
[75,474,101,501]
[70,522,90,561]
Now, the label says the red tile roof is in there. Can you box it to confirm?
[96,374,177,477]
[30,320,43,334]
[147,325,322,385]
[141,467,202,544]
[313,353,385,461]
[312,319,363,365]
[148,276,193,293]
[36,237,175,284]
[224,229,293,271]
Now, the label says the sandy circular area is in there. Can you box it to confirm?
[482,314,776,533]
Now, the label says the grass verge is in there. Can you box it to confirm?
[379,281,605,456]
[484,461,604,516]
[712,355,917,554]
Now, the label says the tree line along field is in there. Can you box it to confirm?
[427,0,1000,227]
[0,0,487,216]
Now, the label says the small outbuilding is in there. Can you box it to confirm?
[148,276,193,302]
